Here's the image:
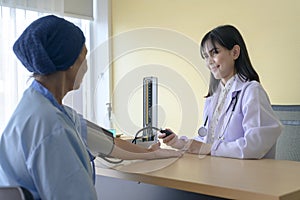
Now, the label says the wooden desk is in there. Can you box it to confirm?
[96,154,300,200]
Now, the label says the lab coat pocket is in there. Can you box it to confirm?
[222,112,244,142]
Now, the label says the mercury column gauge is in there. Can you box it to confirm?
[143,76,158,142]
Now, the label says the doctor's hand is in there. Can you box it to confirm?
[158,129,188,150]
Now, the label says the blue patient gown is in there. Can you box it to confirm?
[0,80,99,200]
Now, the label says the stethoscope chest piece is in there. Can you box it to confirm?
[198,115,208,137]
[198,127,208,137]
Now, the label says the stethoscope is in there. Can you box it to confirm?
[198,91,240,140]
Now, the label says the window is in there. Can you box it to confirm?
[0,7,91,133]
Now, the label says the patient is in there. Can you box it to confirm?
[0,15,181,200]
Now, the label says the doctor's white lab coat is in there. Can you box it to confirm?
[196,77,282,159]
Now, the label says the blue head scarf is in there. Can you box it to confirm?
[13,15,85,75]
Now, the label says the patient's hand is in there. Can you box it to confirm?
[148,141,183,159]
[153,148,183,159]
[148,141,161,152]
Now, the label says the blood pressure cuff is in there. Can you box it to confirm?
[85,120,115,157]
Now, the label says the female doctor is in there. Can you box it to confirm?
[0,15,181,200]
[159,25,282,159]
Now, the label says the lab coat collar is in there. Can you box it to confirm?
[205,75,246,124]
[222,75,245,115]
[230,75,245,94]
[210,75,245,116]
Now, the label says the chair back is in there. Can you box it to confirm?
[0,187,34,200]
[272,105,300,161]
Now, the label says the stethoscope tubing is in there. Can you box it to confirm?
[198,91,240,139]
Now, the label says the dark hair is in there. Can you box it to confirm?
[200,25,260,97]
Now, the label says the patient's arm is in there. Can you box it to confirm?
[86,120,182,160]
[110,139,182,160]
